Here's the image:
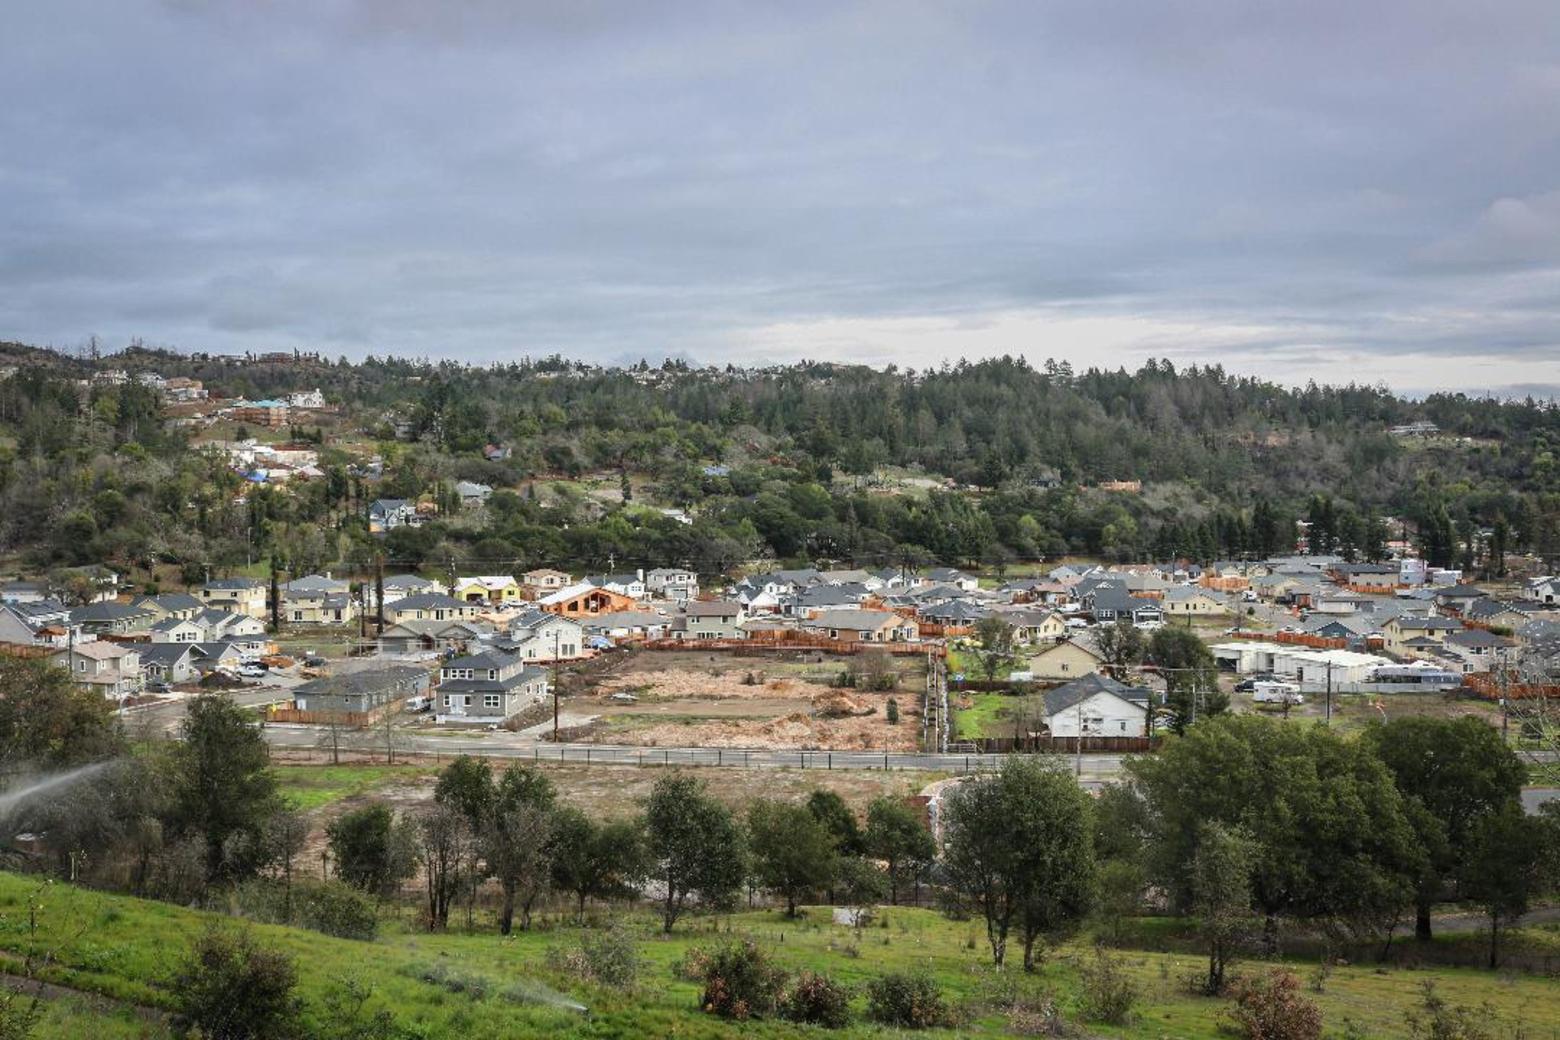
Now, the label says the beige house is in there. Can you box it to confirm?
[801,609,918,643]
[523,569,572,593]
[1381,615,1463,656]
[196,578,268,619]
[51,642,143,699]
[1028,638,1105,681]
[1162,587,1228,616]
[383,594,484,625]
[1001,609,1068,644]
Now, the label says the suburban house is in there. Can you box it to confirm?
[368,498,418,533]
[51,642,143,699]
[923,567,980,593]
[918,600,990,627]
[454,481,493,506]
[522,569,573,593]
[1462,598,1532,631]
[282,590,357,625]
[1084,586,1164,626]
[1524,576,1558,605]
[377,619,487,654]
[586,610,671,643]
[0,600,82,648]
[193,609,266,643]
[793,583,875,616]
[1041,673,1152,738]
[586,572,647,600]
[69,601,158,636]
[1028,638,1106,681]
[677,600,746,640]
[646,568,699,602]
[998,609,1068,644]
[1434,584,1489,612]
[453,575,524,606]
[0,580,49,604]
[801,608,918,643]
[1382,615,1464,656]
[435,651,549,724]
[293,665,430,716]
[196,577,267,618]
[1162,586,1229,616]
[1440,629,1516,671]
[132,592,206,622]
[189,642,246,676]
[504,610,585,661]
[149,616,206,644]
[383,593,483,625]
[139,643,201,685]
[366,574,447,609]
[539,583,638,618]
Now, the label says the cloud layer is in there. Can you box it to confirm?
[4,1,1560,392]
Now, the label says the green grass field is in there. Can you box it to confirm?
[274,763,436,811]
[952,693,1015,741]
[2,872,1556,1039]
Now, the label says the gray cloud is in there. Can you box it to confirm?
[4,1,1560,389]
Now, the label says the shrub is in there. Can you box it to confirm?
[886,697,900,724]
[781,971,852,1028]
[1405,981,1496,1040]
[866,971,949,1029]
[1077,947,1137,1026]
[1227,969,1322,1040]
[549,925,640,990]
[298,881,380,941]
[697,940,786,1020]
[170,925,302,1040]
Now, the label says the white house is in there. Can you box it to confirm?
[646,568,699,603]
[1041,674,1151,738]
[504,610,586,661]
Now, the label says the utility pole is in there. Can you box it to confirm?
[552,628,561,741]
[1075,694,1084,777]
[1325,661,1334,725]
[269,555,282,635]
[374,554,385,634]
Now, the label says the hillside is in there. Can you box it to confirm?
[2,345,1558,581]
[2,871,1558,1039]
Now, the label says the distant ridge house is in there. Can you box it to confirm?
[369,498,418,534]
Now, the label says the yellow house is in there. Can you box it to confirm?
[454,575,523,605]
[1029,639,1105,680]
[1163,587,1229,616]
[1003,609,1068,644]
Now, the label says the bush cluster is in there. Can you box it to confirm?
[698,940,786,1020]
[865,971,951,1029]
[780,971,852,1028]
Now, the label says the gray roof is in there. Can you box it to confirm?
[203,577,264,590]
[139,642,199,668]
[150,592,204,612]
[684,600,742,617]
[70,602,154,622]
[1043,673,1152,717]
[295,665,427,697]
[285,574,348,593]
[805,609,906,631]
[390,593,471,611]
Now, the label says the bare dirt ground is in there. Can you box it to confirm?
[570,649,927,751]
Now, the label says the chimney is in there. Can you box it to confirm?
[637,568,644,582]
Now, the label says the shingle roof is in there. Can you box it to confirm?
[1042,673,1152,717]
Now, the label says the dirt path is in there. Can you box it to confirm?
[0,971,166,1023]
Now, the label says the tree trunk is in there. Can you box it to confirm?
[577,890,587,923]
[498,881,516,936]
[1022,935,1039,973]
[1261,913,1279,956]
[1415,899,1433,942]
[1488,912,1500,969]
[787,892,797,918]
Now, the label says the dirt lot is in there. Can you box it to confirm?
[570,649,927,751]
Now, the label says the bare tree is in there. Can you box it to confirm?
[415,804,471,931]
[315,710,354,766]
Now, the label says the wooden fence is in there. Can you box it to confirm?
[1226,630,1347,650]
[640,636,941,657]
[1463,671,1560,701]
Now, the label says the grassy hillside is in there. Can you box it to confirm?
[1,872,1557,1039]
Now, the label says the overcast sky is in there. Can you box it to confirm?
[5,1,1560,394]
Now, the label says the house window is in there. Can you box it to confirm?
[483,694,501,709]
[487,669,496,680]
[443,694,451,707]
[292,611,303,621]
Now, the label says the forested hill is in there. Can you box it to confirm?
[2,341,1558,577]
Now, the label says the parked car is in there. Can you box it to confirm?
[145,680,171,693]
[238,664,267,679]
[404,695,432,713]
[303,655,327,667]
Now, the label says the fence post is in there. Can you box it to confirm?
[827,752,832,770]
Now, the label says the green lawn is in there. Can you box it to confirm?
[274,763,434,811]
[952,693,1014,741]
[2,873,1557,1040]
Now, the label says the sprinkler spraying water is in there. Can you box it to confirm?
[0,762,112,819]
